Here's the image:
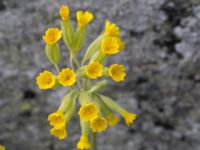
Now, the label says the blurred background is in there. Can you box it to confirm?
[0,0,200,149]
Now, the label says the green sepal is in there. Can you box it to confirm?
[82,34,103,65]
[64,92,77,123]
[78,90,92,105]
[73,27,86,54]
[45,44,61,65]
[92,94,112,116]
[89,51,106,63]
[80,120,90,136]
[88,80,107,94]
[76,66,86,77]
[100,95,124,114]
[58,90,78,114]
[61,20,75,51]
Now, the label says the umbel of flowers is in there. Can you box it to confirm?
[36,5,137,150]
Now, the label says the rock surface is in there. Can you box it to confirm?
[0,0,200,150]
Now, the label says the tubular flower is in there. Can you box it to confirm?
[50,126,67,140]
[107,114,119,127]
[76,11,93,28]
[48,111,65,128]
[108,64,126,82]
[59,5,70,21]
[58,68,76,86]
[36,70,56,90]
[0,145,5,150]
[104,20,120,37]
[77,135,91,150]
[86,62,103,79]
[121,111,137,126]
[101,37,120,55]
[90,116,107,132]
[78,103,98,121]
[43,28,62,45]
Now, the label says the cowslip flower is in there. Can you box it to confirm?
[106,114,119,127]
[86,62,103,79]
[36,70,56,89]
[43,28,62,45]
[78,103,98,121]
[77,135,91,150]
[50,126,67,140]
[76,11,93,28]
[101,36,120,55]
[0,145,5,150]
[104,20,120,37]
[108,64,126,82]
[121,111,137,126]
[48,111,65,128]
[58,68,76,86]
[90,116,107,132]
[59,5,70,22]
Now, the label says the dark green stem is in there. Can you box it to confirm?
[91,132,97,150]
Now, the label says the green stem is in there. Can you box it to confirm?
[91,132,97,150]
[70,54,75,70]
[54,64,60,73]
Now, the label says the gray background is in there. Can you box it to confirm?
[0,0,200,149]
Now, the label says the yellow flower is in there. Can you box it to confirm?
[101,37,120,55]
[76,11,93,28]
[59,5,70,21]
[117,38,125,51]
[48,111,65,128]
[58,68,76,86]
[36,70,56,90]
[86,62,103,79]
[78,103,98,121]
[0,145,5,150]
[121,111,137,126]
[77,135,91,150]
[50,126,67,140]
[90,116,107,132]
[108,64,126,82]
[107,114,119,127]
[104,20,120,37]
[43,28,62,45]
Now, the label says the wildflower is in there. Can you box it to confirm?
[77,135,91,150]
[121,111,137,126]
[86,62,103,79]
[0,145,5,150]
[108,64,126,82]
[59,5,70,22]
[76,11,93,28]
[107,114,119,127]
[58,68,76,86]
[104,20,120,37]
[90,116,107,132]
[101,37,120,55]
[36,70,56,90]
[50,126,67,140]
[43,28,62,45]
[78,103,98,121]
[48,111,65,128]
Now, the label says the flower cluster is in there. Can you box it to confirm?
[36,4,137,150]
